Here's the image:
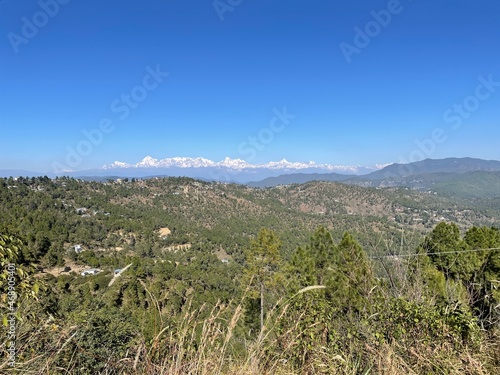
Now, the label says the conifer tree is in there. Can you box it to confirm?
[243,228,282,331]
[326,232,374,314]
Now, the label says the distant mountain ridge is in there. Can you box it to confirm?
[0,156,379,181]
[102,156,377,174]
[43,156,378,182]
[247,157,500,186]
[247,158,500,198]
[2,158,499,195]
[365,157,500,180]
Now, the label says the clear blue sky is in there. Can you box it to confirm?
[1,0,499,172]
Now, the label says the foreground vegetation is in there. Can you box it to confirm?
[1,177,499,374]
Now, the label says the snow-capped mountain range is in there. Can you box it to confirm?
[103,156,381,174]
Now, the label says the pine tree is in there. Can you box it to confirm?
[288,226,335,289]
[422,222,474,280]
[326,232,374,314]
[464,226,500,327]
[243,228,282,331]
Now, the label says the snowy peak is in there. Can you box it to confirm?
[102,156,379,174]
[266,159,317,169]
[218,157,253,169]
[103,157,215,169]
[104,161,133,169]
[137,156,159,168]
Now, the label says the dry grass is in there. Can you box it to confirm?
[2,291,499,375]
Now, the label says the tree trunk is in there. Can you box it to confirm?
[260,281,264,331]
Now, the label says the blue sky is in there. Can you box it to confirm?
[1,0,499,172]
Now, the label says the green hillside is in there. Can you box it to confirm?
[1,176,499,374]
[429,171,500,198]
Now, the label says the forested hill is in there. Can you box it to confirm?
[1,176,499,264]
[1,176,500,374]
